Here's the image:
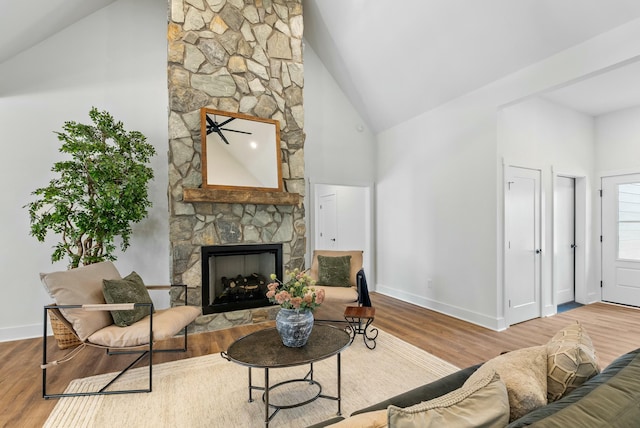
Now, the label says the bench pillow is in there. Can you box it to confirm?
[317,255,352,287]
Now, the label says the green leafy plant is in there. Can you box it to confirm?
[26,107,156,268]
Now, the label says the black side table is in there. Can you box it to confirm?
[344,306,378,349]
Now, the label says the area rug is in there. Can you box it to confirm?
[44,329,458,427]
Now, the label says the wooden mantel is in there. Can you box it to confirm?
[183,188,302,206]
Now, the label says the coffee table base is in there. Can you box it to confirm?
[247,358,342,427]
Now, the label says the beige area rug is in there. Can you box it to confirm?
[44,329,458,428]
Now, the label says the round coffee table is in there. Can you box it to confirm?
[221,324,351,427]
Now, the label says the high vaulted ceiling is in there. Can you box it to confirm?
[4,1,640,132]
[303,0,640,131]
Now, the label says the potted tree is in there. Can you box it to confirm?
[26,107,156,347]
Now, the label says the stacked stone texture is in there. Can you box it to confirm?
[167,0,305,331]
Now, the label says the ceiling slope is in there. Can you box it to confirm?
[303,0,640,132]
[0,0,117,65]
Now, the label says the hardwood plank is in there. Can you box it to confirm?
[1,294,639,427]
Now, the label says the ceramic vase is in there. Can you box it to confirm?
[275,308,314,347]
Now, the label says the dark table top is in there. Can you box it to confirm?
[223,324,351,369]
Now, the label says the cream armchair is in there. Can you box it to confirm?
[40,261,201,398]
[308,250,370,320]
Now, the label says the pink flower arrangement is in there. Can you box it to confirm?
[267,268,325,311]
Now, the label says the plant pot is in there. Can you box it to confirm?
[275,308,314,347]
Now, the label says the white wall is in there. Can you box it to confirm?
[0,0,169,341]
[596,106,640,174]
[375,17,640,330]
[499,97,598,317]
[303,43,376,184]
[303,42,377,274]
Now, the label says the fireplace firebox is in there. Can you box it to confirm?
[201,244,283,315]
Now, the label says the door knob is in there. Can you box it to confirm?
[535,249,542,254]
[571,244,577,249]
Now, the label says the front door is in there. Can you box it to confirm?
[556,176,576,304]
[505,166,542,325]
[602,174,640,307]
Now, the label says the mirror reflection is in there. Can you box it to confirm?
[201,108,282,191]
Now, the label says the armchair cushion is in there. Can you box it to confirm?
[317,255,352,287]
[87,305,201,348]
[41,261,122,341]
[103,271,154,327]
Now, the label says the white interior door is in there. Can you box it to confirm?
[602,174,640,307]
[556,176,576,304]
[505,166,542,325]
[318,193,337,249]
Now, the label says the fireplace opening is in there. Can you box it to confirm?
[201,244,283,314]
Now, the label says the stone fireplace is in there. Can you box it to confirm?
[201,243,283,314]
[167,1,305,333]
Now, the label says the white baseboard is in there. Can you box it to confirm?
[375,283,505,331]
[0,323,44,342]
[543,304,556,318]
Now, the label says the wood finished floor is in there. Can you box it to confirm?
[1,293,639,427]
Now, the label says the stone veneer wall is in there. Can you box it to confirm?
[167,0,305,332]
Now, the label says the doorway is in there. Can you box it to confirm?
[310,182,374,287]
[555,176,576,305]
[318,193,337,249]
[504,165,542,325]
[601,173,640,307]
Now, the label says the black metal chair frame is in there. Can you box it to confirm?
[42,284,192,399]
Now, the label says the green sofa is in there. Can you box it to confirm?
[309,325,640,427]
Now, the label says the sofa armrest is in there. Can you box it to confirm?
[350,364,481,416]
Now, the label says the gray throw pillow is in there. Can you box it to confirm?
[103,271,154,327]
[317,255,352,287]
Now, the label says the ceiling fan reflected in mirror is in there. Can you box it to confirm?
[205,115,252,145]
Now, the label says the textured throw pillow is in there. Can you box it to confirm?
[387,370,509,428]
[466,345,547,422]
[103,271,154,327]
[317,255,352,287]
[546,322,600,402]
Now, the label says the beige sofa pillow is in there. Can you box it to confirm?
[466,345,547,422]
[387,370,509,428]
[547,322,600,402]
[41,261,121,341]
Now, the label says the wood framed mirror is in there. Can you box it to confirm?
[200,108,283,192]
